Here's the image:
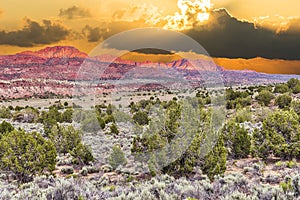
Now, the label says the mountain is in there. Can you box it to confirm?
[18,46,88,59]
[0,46,299,99]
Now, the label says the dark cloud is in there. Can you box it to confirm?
[100,9,300,60]
[82,25,101,42]
[0,19,70,47]
[59,6,91,20]
[183,9,300,60]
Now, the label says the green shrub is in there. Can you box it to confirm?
[252,110,300,159]
[61,108,73,123]
[104,115,115,124]
[291,100,300,116]
[234,108,252,123]
[0,106,11,119]
[275,94,292,109]
[71,143,94,165]
[110,123,119,135]
[13,107,39,123]
[133,111,149,125]
[223,121,251,159]
[40,106,62,135]
[108,145,127,169]
[81,117,101,132]
[287,78,300,94]
[274,84,290,93]
[256,90,274,106]
[49,125,82,154]
[0,121,14,136]
[97,117,106,129]
[0,130,57,183]
[201,138,227,180]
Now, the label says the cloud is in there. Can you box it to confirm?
[164,0,212,30]
[99,8,300,60]
[82,25,101,42]
[284,18,300,34]
[183,9,300,60]
[112,4,163,25]
[253,15,300,34]
[59,6,91,19]
[0,19,70,47]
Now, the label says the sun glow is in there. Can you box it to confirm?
[164,0,212,31]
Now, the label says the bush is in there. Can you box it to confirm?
[0,121,14,136]
[61,108,73,123]
[255,90,274,106]
[13,107,39,123]
[287,78,300,94]
[104,115,115,124]
[108,145,127,169]
[252,110,300,159]
[49,125,82,154]
[234,108,252,123]
[97,117,106,129]
[0,130,57,183]
[40,106,62,135]
[50,125,94,165]
[133,111,149,125]
[61,166,74,175]
[274,84,290,93]
[223,121,251,159]
[200,138,227,180]
[81,116,101,132]
[0,106,11,119]
[275,94,292,109]
[292,100,300,116]
[106,104,115,115]
[110,123,119,135]
[71,143,94,165]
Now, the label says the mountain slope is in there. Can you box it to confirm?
[0,46,299,99]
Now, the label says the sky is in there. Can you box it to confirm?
[0,0,299,61]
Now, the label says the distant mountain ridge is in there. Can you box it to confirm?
[0,46,299,99]
[17,46,88,59]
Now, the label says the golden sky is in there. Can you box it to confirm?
[0,0,299,60]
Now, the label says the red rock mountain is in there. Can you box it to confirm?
[0,46,299,99]
[18,46,88,59]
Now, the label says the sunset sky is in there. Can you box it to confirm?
[0,0,299,70]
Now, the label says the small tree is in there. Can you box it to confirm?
[110,123,119,135]
[41,106,62,135]
[108,145,127,169]
[133,111,149,125]
[61,108,73,123]
[222,121,251,159]
[0,106,11,119]
[274,84,289,94]
[49,125,82,154]
[71,143,94,165]
[292,100,300,116]
[50,125,94,165]
[275,94,292,109]
[0,130,57,183]
[0,121,14,136]
[252,110,300,159]
[256,90,274,106]
[200,138,227,180]
[97,117,106,129]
